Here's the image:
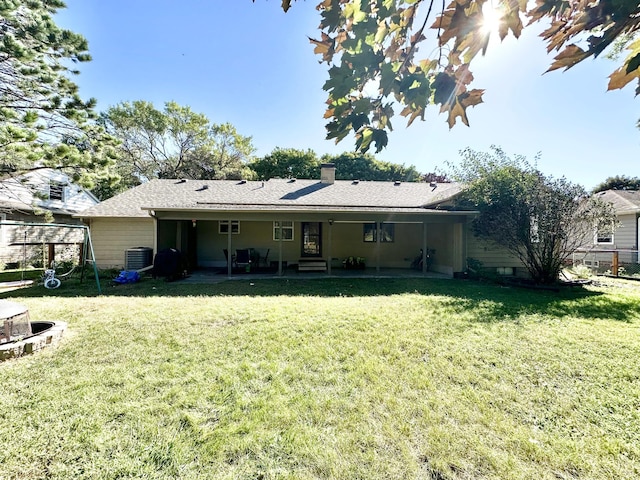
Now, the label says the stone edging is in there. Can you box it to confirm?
[0,321,67,361]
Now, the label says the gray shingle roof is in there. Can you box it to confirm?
[595,190,640,214]
[77,179,465,218]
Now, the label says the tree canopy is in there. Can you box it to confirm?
[249,148,320,180]
[323,151,421,181]
[0,0,115,185]
[451,147,616,284]
[249,147,422,181]
[274,0,640,153]
[100,101,255,191]
[593,175,640,193]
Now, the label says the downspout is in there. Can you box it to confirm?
[149,210,158,258]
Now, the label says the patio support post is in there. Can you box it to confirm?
[327,220,333,275]
[422,222,428,274]
[278,220,284,276]
[376,221,381,273]
[227,224,232,277]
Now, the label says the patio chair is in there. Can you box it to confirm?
[235,249,252,272]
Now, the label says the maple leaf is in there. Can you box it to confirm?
[309,33,333,62]
[608,66,640,91]
[546,44,589,72]
[446,97,468,128]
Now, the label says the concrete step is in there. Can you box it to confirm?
[298,259,327,272]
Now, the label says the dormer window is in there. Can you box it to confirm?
[49,181,65,201]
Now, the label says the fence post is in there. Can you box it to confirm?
[613,251,619,277]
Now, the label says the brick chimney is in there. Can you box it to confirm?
[320,163,336,184]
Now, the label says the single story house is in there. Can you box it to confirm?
[573,189,640,271]
[76,164,523,276]
[0,169,98,267]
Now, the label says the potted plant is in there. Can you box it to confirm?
[343,256,366,270]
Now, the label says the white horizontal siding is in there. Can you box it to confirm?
[613,214,637,249]
[90,218,154,268]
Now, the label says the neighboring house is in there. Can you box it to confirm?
[0,169,99,267]
[77,164,523,276]
[591,190,640,250]
[573,189,640,270]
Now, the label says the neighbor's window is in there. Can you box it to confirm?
[49,181,65,201]
[363,223,395,242]
[595,223,614,244]
[218,220,240,234]
[273,221,294,241]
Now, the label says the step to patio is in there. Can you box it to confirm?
[297,259,327,272]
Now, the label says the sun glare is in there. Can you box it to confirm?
[481,2,503,36]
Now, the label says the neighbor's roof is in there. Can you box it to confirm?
[595,189,640,215]
[77,178,466,218]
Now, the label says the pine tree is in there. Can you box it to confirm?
[0,0,115,185]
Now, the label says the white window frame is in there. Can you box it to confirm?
[273,221,294,241]
[363,222,395,243]
[595,224,614,245]
[218,220,240,234]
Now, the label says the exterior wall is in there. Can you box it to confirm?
[612,213,638,250]
[89,218,154,268]
[186,219,465,272]
[466,232,525,275]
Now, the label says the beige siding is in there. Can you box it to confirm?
[466,233,524,272]
[90,218,154,268]
[190,219,464,272]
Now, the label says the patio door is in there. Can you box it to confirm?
[301,222,322,257]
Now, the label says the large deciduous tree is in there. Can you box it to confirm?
[593,175,640,193]
[322,151,421,181]
[249,148,320,180]
[274,0,640,153]
[0,0,115,184]
[101,101,255,189]
[249,147,422,181]
[451,147,616,284]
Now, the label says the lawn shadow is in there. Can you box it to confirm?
[2,276,638,324]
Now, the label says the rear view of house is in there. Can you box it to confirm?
[79,165,476,275]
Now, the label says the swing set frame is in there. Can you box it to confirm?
[0,221,102,294]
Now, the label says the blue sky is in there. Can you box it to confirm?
[56,0,638,190]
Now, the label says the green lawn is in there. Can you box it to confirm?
[1,277,639,479]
